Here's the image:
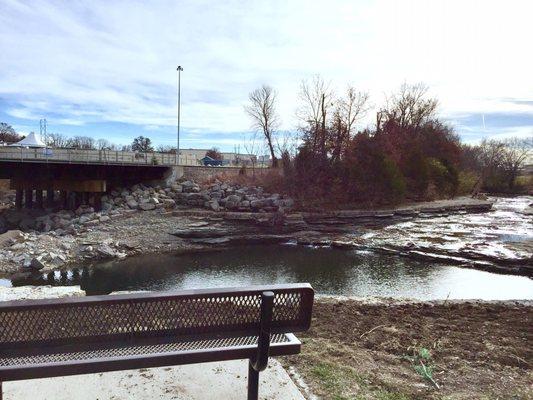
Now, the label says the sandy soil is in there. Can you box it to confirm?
[283,298,532,400]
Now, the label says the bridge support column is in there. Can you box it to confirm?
[15,190,23,209]
[82,192,89,206]
[60,190,68,209]
[93,193,102,211]
[35,190,44,209]
[74,192,82,209]
[24,189,33,209]
[46,188,54,208]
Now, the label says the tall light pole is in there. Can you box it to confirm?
[176,66,183,165]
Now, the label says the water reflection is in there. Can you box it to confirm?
[8,245,533,300]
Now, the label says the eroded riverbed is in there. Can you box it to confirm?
[357,195,533,270]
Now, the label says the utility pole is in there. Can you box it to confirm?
[40,118,47,146]
[176,66,183,165]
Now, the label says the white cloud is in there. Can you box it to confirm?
[0,0,531,139]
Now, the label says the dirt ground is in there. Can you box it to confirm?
[282,298,532,400]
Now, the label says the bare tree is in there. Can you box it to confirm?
[156,145,176,154]
[67,136,96,149]
[245,85,281,168]
[329,86,369,162]
[243,132,259,175]
[469,138,531,193]
[0,122,22,143]
[275,130,298,157]
[96,138,114,150]
[501,137,532,189]
[296,75,333,156]
[46,133,69,148]
[380,83,438,130]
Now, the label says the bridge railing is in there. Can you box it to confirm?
[0,147,200,166]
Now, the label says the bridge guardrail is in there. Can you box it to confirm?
[0,147,200,166]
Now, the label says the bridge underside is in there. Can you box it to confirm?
[0,161,173,210]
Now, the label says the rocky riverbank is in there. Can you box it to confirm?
[1,178,530,279]
[0,179,295,276]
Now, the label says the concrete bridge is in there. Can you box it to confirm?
[0,146,200,166]
[0,147,187,211]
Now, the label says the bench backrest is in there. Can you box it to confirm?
[0,284,314,350]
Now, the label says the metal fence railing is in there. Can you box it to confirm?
[0,147,201,166]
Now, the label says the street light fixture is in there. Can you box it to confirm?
[176,66,183,165]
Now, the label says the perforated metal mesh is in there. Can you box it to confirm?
[0,334,291,367]
[0,286,313,349]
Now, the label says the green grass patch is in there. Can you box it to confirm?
[309,361,413,400]
[310,361,368,400]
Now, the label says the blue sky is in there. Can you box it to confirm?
[1,0,531,151]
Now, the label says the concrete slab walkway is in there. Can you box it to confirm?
[3,359,305,400]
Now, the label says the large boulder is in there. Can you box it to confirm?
[208,200,220,211]
[139,203,156,211]
[250,199,267,210]
[162,199,176,208]
[127,199,139,209]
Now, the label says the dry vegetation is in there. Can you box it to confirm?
[0,179,10,191]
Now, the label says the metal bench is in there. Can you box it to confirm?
[0,283,314,400]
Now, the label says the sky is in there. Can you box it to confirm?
[0,0,532,151]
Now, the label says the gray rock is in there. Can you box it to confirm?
[208,200,220,211]
[127,200,139,209]
[210,191,223,200]
[225,200,239,210]
[162,199,176,208]
[139,203,156,211]
[29,257,46,270]
[96,244,117,258]
[226,194,242,203]
[250,199,267,209]
[171,184,183,193]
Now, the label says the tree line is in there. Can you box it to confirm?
[0,125,167,154]
[244,77,532,205]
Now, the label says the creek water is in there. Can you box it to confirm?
[4,244,532,300]
[2,196,531,300]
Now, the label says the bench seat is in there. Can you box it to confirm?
[0,333,300,381]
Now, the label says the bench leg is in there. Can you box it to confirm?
[247,359,259,400]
